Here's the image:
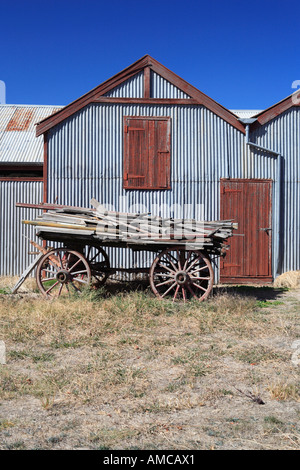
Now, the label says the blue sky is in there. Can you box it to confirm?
[1,0,300,110]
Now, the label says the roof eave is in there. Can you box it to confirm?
[251,92,300,127]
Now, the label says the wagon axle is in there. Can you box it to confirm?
[174,271,189,286]
[55,269,72,284]
[149,247,214,302]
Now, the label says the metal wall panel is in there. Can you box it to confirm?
[151,71,191,99]
[249,108,300,274]
[0,105,63,163]
[104,72,144,98]
[0,180,43,276]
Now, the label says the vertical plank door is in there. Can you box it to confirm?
[220,179,272,284]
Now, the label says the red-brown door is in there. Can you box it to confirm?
[220,179,272,284]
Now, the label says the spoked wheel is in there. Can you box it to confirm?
[85,246,110,287]
[36,248,92,298]
[149,248,214,302]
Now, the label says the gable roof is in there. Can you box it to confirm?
[36,55,245,136]
[251,91,300,126]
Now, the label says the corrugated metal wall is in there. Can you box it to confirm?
[45,72,299,282]
[104,72,144,98]
[250,108,300,274]
[0,105,62,277]
[0,180,43,276]
[151,71,191,99]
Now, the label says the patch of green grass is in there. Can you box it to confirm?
[164,378,188,393]
[50,339,83,349]
[8,350,30,360]
[47,435,65,444]
[0,369,28,399]
[32,353,55,363]
[256,300,284,308]
[221,389,234,396]
[6,441,26,450]
[0,288,10,294]
[235,346,288,364]
[264,415,283,425]
[41,279,57,289]
[8,350,55,362]
[190,364,207,377]
[88,427,139,447]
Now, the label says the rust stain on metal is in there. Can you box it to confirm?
[51,108,63,115]
[6,109,34,131]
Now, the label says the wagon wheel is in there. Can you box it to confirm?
[85,246,110,287]
[36,248,92,298]
[149,248,214,302]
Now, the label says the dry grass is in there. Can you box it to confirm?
[0,280,299,450]
[274,270,300,288]
[0,276,37,293]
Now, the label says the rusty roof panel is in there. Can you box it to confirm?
[6,108,34,131]
[0,105,63,163]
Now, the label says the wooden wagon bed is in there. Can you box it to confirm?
[15,199,237,302]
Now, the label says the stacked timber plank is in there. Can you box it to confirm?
[21,199,237,255]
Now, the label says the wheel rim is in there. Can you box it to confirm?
[85,246,110,287]
[36,248,92,298]
[149,248,214,302]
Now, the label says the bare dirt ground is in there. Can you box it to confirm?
[0,279,299,450]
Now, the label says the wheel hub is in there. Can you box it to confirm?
[56,269,72,284]
[175,270,189,285]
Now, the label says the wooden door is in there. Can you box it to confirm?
[220,179,272,284]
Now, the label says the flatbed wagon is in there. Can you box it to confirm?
[15,199,237,302]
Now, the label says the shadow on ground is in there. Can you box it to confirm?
[103,278,287,301]
[213,284,288,300]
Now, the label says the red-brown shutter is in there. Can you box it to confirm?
[123,117,171,189]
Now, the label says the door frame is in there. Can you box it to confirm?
[220,178,273,285]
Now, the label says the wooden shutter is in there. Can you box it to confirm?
[123,117,171,189]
